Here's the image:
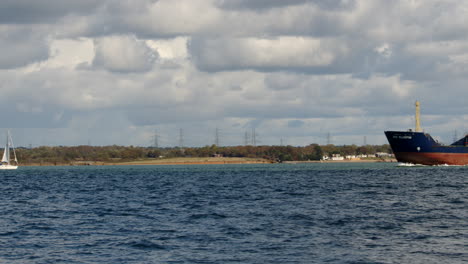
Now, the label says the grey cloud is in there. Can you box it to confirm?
[187,33,462,83]
[0,0,467,146]
[244,119,265,129]
[224,102,346,120]
[288,120,304,128]
[0,108,70,129]
[0,28,49,69]
[0,0,101,24]
[356,43,455,82]
[127,105,223,126]
[215,0,310,10]
[53,0,352,39]
[189,36,373,74]
[59,0,219,39]
[0,74,71,128]
[216,0,355,11]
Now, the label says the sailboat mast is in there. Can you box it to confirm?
[6,131,10,165]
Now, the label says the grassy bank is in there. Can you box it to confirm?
[19,157,397,166]
[109,157,272,165]
[20,157,273,166]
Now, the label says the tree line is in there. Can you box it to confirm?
[12,144,392,164]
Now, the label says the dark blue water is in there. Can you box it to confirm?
[0,163,466,263]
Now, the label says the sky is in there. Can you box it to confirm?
[1,0,468,147]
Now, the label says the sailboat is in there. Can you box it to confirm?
[0,130,18,170]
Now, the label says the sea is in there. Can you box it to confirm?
[0,163,466,264]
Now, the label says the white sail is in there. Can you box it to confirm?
[1,132,9,163]
[1,149,7,163]
[0,130,18,169]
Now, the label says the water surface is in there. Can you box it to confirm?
[0,163,466,263]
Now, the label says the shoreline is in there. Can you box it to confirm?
[18,157,397,166]
[283,159,397,164]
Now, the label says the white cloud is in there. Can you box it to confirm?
[43,38,94,69]
[146,37,189,60]
[375,43,392,58]
[190,36,348,72]
[92,35,158,72]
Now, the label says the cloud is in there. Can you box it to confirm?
[146,37,189,60]
[0,0,100,24]
[288,120,304,128]
[215,0,311,10]
[0,26,49,69]
[45,38,94,69]
[215,0,356,11]
[190,36,349,72]
[1,0,468,147]
[57,0,222,38]
[92,35,158,72]
[53,0,355,38]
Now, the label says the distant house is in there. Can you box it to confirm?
[323,154,362,161]
[331,154,344,161]
[375,152,393,157]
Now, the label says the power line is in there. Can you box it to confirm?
[215,128,220,146]
[244,131,250,146]
[152,130,159,148]
[251,128,259,146]
[252,128,256,146]
[179,128,184,148]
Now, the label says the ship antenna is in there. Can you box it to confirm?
[415,100,422,132]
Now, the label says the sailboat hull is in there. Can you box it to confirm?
[0,164,17,170]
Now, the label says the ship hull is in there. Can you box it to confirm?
[385,131,468,165]
[393,152,468,166]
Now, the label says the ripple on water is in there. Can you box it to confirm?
[0,164,466,264]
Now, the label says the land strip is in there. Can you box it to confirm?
[20,157,396,166]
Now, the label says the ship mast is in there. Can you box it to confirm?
[415,101,422,132]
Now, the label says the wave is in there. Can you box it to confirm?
[397,162,468,167]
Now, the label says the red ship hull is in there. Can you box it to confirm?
[394,152,468,165]
[385,131,468,165]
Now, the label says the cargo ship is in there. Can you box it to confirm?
[385,101,468,165]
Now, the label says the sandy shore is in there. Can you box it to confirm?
[108,157,273,166]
